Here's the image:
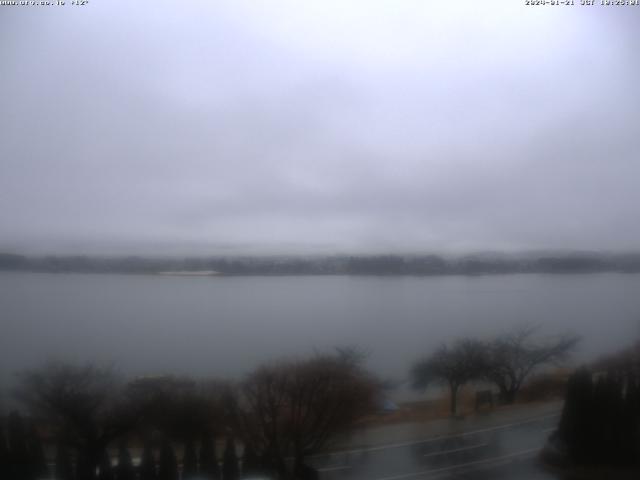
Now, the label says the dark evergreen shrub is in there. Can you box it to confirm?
[138,440,156,480]
[222,438,238,480]
[8,411,31,480]
[98,448,114,480]
[116,442,135,480]
[26,423,48,479]
[198,432,219,479]
[54,444,74,480]
[1,424,11,480]
[558,368,640,466]
[240,442,262,478]
[182,438,198,479]
[157,440,178,480]
[558,368,593,463]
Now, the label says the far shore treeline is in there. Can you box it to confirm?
[1,252,640,276]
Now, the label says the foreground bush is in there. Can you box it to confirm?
[555,367,640,466]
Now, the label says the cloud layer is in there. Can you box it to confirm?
[1,0,639,254]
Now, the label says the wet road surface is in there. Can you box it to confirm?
[311,413,561,480]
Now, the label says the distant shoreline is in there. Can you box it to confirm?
[2,252,640,276]
[157,270,220,276]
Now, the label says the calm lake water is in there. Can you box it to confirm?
[1,272,640,388]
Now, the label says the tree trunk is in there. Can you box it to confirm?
[294,455,318,480]
[450,383,459,416]
[500,386,517,404]
[262,449,288,480]
[77,444,102,480]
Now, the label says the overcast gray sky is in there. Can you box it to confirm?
[1,1,639,255]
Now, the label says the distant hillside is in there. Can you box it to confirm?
[2,252,640,276]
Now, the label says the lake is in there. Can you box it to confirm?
[1,272,639,390]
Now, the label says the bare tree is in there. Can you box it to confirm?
[234,363,289,476]
[124,375,227,440]
[16,362,138,478]
[235,351,379,478]
[484,325,579,404]
[411,339,487,416]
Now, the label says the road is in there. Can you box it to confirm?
[310,408,562,480]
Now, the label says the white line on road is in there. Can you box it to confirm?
[310,412,559,459]
[423,443,488,458]
[374,447,539,480]
[317,465,353,472]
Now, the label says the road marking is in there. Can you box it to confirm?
[423,442,488,458]
[317,465,352,472]
[310,412,559,459]
[542,427,556,434]
[374,447,539,480]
